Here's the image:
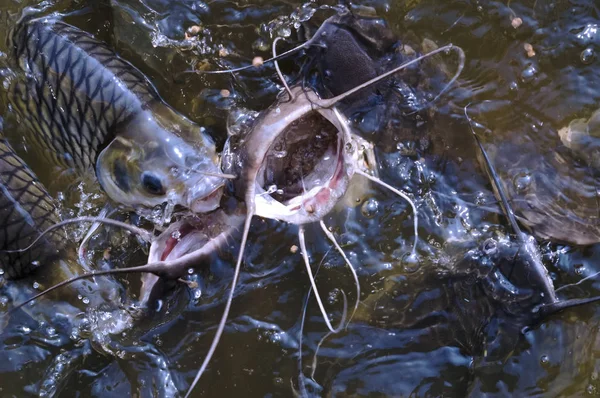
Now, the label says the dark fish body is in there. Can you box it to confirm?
[9,18,156,170]
[8,17,224,213]
[0,135,63,278]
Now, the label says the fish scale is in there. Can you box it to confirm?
[9,18,158,171]
[0,136,63,278]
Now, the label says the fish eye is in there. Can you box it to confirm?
[141,172,166,195]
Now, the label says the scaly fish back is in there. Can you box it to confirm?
[0,135,64,278]
[8,18,160,171]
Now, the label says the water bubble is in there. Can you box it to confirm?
[327,288,341,305]
[509,81,519,92]
[521,65,537,83]
[540,354,550,366]
[581,47,595,64]
[361,198,379,218]
[587,385,597,395]
[277,26,292,37]
[194,289,202,299]
[33,281,40,289]
[482,239,498,255]
[82,297,90,305]
[171,230,182,240]
[513,172,532,192]
[401,252,420,273]
[188,268,194,275]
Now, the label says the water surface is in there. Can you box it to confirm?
[1,0,600,396]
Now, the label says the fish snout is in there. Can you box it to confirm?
[187,177,225,213]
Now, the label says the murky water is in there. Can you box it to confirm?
[1,0,600,396]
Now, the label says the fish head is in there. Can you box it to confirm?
[224,87,357,225]
[96,109,225,213]
[139,207,244,309]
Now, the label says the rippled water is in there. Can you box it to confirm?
[1,0,600,396]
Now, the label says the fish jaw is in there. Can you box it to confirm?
[185,178,225,214]
[139,209,244,308]
[243,88,357,225]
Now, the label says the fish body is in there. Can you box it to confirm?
[9,18,224,213]
[0,134,64,278]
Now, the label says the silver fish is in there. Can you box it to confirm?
[9,17,225,213]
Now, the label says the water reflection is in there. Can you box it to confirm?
[0,0,600,396]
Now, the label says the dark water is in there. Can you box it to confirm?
[1,0,600,396]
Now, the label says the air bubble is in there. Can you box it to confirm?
[401,252,420,273]
[361,198,379,218]
[540,354,549,366]
[277,26,292,37]
[521,65,537,83]
[482,239,498,255]
[513,172,532,192]
[581,47,595,65]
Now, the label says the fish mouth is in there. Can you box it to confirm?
[189,185,224,213]
[254,110,351,224]
[139,210,243,308]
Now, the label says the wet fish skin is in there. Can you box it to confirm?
[9,18,155,170]
[9,17,224,213]
[0,135,64,279]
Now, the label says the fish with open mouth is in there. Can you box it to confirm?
[176,8,465,393]
[7,15,226,214]
[0,126,243,395]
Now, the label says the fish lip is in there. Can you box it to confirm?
[188,185,224,213]
[140,210,244,308]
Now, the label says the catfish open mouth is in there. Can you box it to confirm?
[254,110,351,224]
[139,210,244,307]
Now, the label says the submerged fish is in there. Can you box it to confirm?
[0,133,64,278]
[8,17,225,214]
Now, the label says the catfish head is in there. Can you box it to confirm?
[138,207,244,309]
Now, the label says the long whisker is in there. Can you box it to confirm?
[296,248,331,397]
[184,205,255,398]
[7,265,155,314]
[2,217,153,254]
[355,170,418,256]
[318,44,465,108]
[78,206,115,268]
[556,270,600,293]
[7,231,230,313]
[319,220,359,325]
[196,42,308,75]
[310,291,347,379]
[298,226,336,333]
[193,170,237,179]
[273,37,293,100]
